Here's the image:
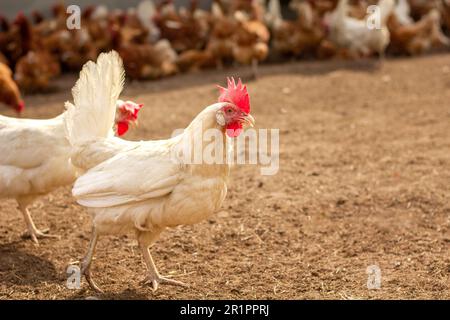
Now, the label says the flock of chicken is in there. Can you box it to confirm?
[1,0,450,114]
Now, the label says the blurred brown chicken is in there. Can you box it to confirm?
[0,16,13,61]
[0,61,24,113]
[388,0,449,55]
[0,52,7,65]
[407,0,441,20]
[60,29,99,71]
[232,1,270,78]
[229,0,266,20]
[1,0,449,89]
[176,49,217,72]
[440,0,450,33]
[112,25,178,80]
[82,6,114,52]
[155,0,209,53]
[269,0,326,58]
[1,13,33,66]
[15,51,61,93]
[12,13,61,92]
[206,2,238,68]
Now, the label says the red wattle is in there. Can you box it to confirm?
[226,121,243,138]
[117,121,129,136]
[16,101,25,113]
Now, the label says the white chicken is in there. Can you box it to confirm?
[64,52,255,292]
[325,0,395,58]
[0,57,142,244]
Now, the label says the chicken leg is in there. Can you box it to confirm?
[139,244,188,291]
[17,198,58,244]
[138,232,188,291]
[80,227,103,293]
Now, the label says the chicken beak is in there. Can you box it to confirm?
[242,114,255,128]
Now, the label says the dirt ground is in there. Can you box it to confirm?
[0,54,449,300]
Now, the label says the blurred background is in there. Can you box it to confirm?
[0,0,199,17]
[1,0,449,108]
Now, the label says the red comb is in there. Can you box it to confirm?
[130,103,143,119]
[119,101,143,119]
[218,77,250,114]
[117,101,143,123]
[16,100,25,113]
[14,12,26,24]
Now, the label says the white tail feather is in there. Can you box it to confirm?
[64,51,125,146]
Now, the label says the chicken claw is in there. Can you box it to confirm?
[140,274,188,292]
[81,262,104,294]
[18,202,59,244]
[139,241,189,291]
[21,228,59,245]
[80,228,103,293]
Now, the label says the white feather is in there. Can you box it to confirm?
[65,51,125,146]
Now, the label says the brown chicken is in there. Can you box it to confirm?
[206,2,238,68]
[80,6,114,53]
[15,51,61,92]
[310,0,383,19]
[155,0,209,53]
[30,10,45,25]
[1,13,35,67]
[112,9,150,45]
[229,0,266,20]
[233,21,269,78]
[0,16,13,59]
[0,62,24,113]
[30,7,99,72]
[176,49,216,72]
[270,0,326,58]
[0,52,8,65]
[232,1,270,77]
[12,14,61,92]
[407,0,441,20]
[32,3,95,71]
[112,26,178,80]
[440,0,450,33]
[313,0,339,16]
[388,3,449,55]
[32,3,69,50]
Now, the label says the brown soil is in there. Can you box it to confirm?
[0,55,449,300]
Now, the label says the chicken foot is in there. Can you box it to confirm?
[139,236,188,292]
[17,200,58,244]
[80,227,103,293]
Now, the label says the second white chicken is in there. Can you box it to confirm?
[0,54,142,244]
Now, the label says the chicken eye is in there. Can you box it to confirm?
[226,108,233,114]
